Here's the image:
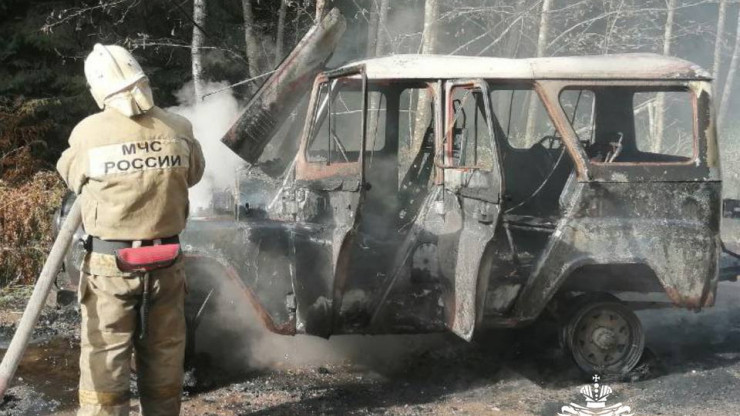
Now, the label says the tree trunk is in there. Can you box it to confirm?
[191,0,207,101]
[366,0,390,159]
[502,0,527,58]
[524,0,552,145]
[496,0,527,112]
[366,0,380,57]
[242,0,262,93]
[654,0,676,152]
[713,0,727,84]
[719,5,740,130]
[534,0,551,60]
[419,0,440,54]
[662,0,676,58]
[292,1,302,48]
[412,0,440,152]
[274,0,288,67]
[374,0,390,56]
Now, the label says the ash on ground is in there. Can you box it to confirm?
[2,284,740,415]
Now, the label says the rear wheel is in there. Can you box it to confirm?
[563,299,645,376]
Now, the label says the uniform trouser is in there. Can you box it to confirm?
[78,255,186,416]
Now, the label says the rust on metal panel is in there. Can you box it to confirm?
[224,263,297,335]
[663,287,706,310]
[297,162,362,182]
[185,253,297,335]
[222,8,347,164]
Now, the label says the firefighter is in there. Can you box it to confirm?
[57,43,205,416]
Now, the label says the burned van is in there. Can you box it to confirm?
[218,53,724,376]
[57,54,726,376]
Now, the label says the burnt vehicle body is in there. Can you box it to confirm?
[722,199,740,281]
[57,54,731,375]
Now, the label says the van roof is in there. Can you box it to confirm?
[333,53,710,81]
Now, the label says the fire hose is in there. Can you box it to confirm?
[0,200,81,397]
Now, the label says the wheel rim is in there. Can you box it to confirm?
[575,309,631,367]
[567,301,644,375]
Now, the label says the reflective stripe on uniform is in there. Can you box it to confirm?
[138,383,181,400]
[79,389,130,406]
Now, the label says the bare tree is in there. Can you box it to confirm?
[40,0,132,34]
[412,0,440,152]
[713,0,727,84]
[366,0,391,160]
[274,0,289,67]
[365,0,391,57]
[366,0,380,57]
[534,0,552,59]
[242,0,262,93]
[654,0,677,151]
[374,0,391,56]
[420,0,440,54]
[719,4,740,130]
[524,0,552,145]
[502,0,528,58]
[192,0,207,101]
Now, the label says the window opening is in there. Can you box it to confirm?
[306,78,384,164]
[497,85,580,215]
[491,86,557,150]
[445,86,493,169]
[399,86,436,186]
[559,86,695,164]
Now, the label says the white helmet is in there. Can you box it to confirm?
[84,43,155,117]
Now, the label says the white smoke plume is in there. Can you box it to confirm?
[167,81,245,212]
[198,273,449,372]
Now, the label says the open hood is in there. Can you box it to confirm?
[221,8,346,165]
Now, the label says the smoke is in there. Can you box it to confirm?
[160,72,441,374]
[167,81,245,212]
[193,269,449,375]
[638,282,740,361]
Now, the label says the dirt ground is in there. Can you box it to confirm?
[2,281,740,416]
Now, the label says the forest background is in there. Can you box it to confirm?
[1,0,739,285]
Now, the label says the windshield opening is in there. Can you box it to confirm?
[306,78,384,165]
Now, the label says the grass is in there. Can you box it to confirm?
[0,171,66,286]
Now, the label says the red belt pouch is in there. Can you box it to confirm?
[115,244,181,272]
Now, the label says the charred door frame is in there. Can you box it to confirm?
[295,65,369,185]
[439,79,505,198]
[293,65,369,336]
[436,79,505,339]
[366,80,445,331]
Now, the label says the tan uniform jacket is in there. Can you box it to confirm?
[57,106,205,240]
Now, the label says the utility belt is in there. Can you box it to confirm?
[85,235,181,271]
[84,235,181,339]
[86,235,180,255]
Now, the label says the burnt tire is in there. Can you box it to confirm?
[564,300,644,376]
[556,293,619,350]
